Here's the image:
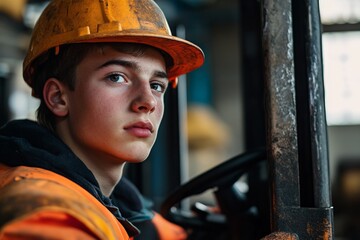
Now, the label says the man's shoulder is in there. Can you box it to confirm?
[0,164,86,196]
[0,164,104,224]
[0,164,105,215]
[0,164,129,239]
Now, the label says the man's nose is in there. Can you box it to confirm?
[131,86,156,113]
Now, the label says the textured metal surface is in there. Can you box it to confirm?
[262,0,300,210]
[261,231,299,240]
[277,206,333,239]
[262,0,334,238]
[303,0,331,209]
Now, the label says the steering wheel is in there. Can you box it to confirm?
[160,149,267,240]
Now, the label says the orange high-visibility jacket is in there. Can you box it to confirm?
[0,164,131,240]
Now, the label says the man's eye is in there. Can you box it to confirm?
[107,73,126,83]
[151,82,167,93]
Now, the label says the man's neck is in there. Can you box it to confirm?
[55,124,126,197]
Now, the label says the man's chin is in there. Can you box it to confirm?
[126,157,148,164]
[123,152,151,163]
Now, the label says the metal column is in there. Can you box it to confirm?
[261,0,334,238]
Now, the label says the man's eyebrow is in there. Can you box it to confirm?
[97,59,137,70]
[154,70,168,79]
[97,59,168,79]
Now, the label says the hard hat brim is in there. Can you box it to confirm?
[81,33,205,80]
[23,33,204,87]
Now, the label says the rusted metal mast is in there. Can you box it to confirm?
[261,0,334,239]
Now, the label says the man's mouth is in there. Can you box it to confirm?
[124,121,154,138]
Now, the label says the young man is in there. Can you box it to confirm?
[0,0,204,239]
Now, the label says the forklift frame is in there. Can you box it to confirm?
[261,0,333,239]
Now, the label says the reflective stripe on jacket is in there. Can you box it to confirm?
[0,164,130,240]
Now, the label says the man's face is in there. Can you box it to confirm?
[62,46,168,166]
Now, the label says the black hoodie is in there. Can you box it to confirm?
[0,119,157,238]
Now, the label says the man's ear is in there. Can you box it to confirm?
[43,78,69,117]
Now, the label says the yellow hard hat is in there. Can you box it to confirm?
[23,0,204,88]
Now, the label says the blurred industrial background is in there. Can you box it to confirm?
[1,0,360,239]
